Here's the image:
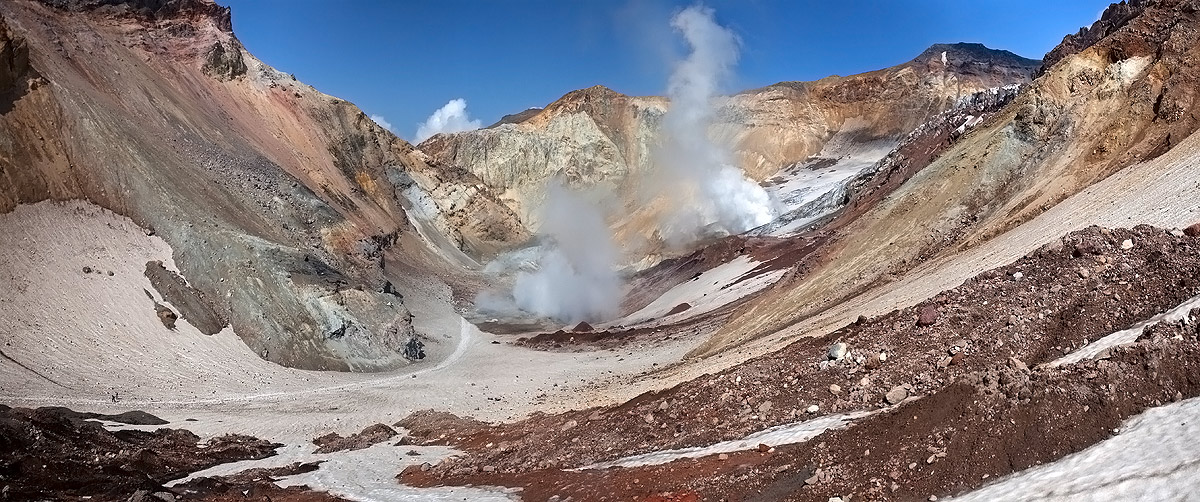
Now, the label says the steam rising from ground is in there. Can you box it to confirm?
[513,182,621,322]
[476,181,621,323]
[414,98,482,143]
[657,5,777,242]
[474,5,777,323]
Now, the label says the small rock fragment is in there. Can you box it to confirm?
[829,384,842,395]
[1121,239,1134,250]
[885,386,908,405]
[758,401,773,413]
[1012,271,1024,280]
[828,342,849,361]
[718,453,729,460]
[804,469,823,485]
[917,304,939,326]
[806,404,820,414]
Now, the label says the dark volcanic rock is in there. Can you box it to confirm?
[1185,222,1200,237]
[39,407,171,425]
[312,423,397,454]
[36,0,234,31]
[144,261,228,335]
[572,321,593,332]
[0,405,277,500]
[404,337,426,360]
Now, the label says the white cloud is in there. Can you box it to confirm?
[414,98,482,143]
[369,114,394,132]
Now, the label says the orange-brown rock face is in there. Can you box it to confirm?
[0,0,526,371]
[418,43,1040,238]
[700,0,1200,356]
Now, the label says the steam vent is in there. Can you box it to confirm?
[4,0,1200,499]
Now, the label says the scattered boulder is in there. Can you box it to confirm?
[885,386,909,405]
[916,305,939,326]
[1185,223,1200,237]
[828,342,849,361]
[404,337,426,360]
[153,302,178,330]
[1007,356,1029,372]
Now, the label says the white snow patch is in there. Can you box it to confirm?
[583,411,873,469]
[1049,292,1200,367]
[757,135,895,236]
[171,442,517,501]
[953,397,1200,501]
[614,255,785,327]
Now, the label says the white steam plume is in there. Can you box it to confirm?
[414,98,482,143]
[658,5,776,241]
[511,181,621,322]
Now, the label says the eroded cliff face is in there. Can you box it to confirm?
[419,43,1041,233]
[0,0,526,371]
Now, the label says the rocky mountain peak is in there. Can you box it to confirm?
[1038,0,1150,76]
[36,0,233,32]
[913,42,1041,70]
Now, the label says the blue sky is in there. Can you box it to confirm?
[218,0,1106,142]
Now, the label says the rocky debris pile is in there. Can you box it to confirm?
[172,462,349,501]
[404,328,1200,502]
[398,225,1200,498]
[312,423,397,454]
[0,405,278,500]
